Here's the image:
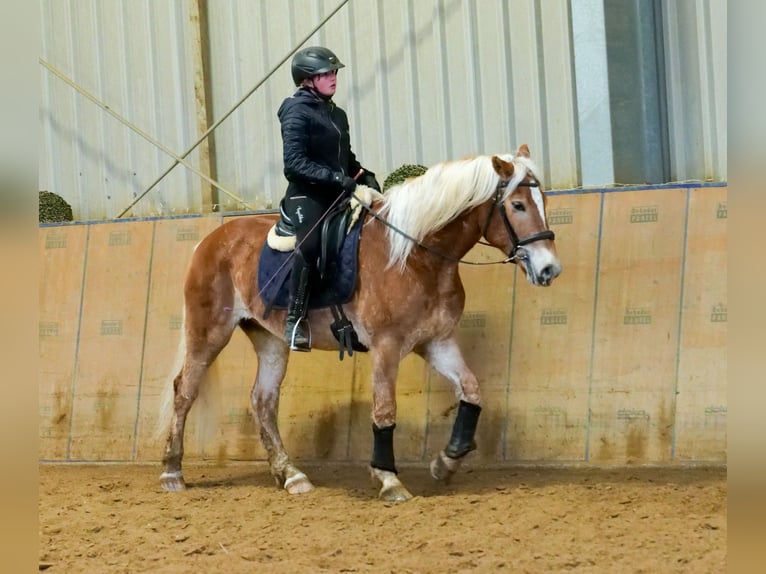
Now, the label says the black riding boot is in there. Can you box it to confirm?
[285,255,312,351]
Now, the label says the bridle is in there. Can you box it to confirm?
[358,176,555,266]
[479,177,556,263]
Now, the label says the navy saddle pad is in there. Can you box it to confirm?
[257,214,364,310]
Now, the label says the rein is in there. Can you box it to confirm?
[356,178,555,266]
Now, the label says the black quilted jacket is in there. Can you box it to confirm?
[277,87,363,200]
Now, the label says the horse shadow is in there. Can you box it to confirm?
[181,461,724,503]
[180,398,724,498]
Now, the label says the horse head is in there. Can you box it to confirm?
[484,145,562,286]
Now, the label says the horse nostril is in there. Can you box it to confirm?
[540,264,561,285]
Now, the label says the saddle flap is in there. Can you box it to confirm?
[257,209,364,311]
[320,203,352,280]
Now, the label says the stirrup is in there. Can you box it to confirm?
[289,320,311,352]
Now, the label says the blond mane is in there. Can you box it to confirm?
[379,153,540,270]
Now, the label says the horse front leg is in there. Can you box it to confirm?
[244,326,315,494]
[368,341,413,502]
[422,337,482,484]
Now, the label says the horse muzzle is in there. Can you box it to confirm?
[520,251,562,286]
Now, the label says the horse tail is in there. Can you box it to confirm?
[156,309,221,448]
[156,321,187,440]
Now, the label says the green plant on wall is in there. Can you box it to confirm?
[382,164,428,192]
[39,191,73,223]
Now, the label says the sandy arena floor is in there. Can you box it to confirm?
[39,462,726,573]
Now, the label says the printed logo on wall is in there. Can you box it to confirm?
[710,304,727,323]
[617,408,650,421]
[630,205,658,223]
[623,307,652,325]
[109,230,131,246]
[716,202,727,219]
[540,308,568,325]
[100,319,123,335]
[548,208,573,225]
[45,231,68,249]
[704,406,727,429]
[169,315,183,330]
[534,406,566,419]
[460,312,486,329]
[39,321,59,337]
[176,226,200,241]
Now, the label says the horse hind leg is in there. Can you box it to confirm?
[160,359,205,491]
[241,322,315,495]
[160,318,236,492]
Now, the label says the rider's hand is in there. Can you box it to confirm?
[340,175,357,198]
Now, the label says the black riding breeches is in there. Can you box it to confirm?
[282,192,337,269]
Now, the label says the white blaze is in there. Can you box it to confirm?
[530,185,547,227]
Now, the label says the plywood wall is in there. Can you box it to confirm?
[507,192,602,462]
[38,186,727,465]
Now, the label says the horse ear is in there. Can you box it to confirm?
[491,155,515,178]
[516,144,530,158]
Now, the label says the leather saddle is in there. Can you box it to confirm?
[257,198,368,359]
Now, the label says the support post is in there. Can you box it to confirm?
[189,0,217,212]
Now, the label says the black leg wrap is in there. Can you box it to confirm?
[370,423,397,474]
[444,400,482,459]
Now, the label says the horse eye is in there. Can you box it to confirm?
[511,201,525,212]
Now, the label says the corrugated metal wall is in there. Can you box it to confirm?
[39,0,205,220]
[662,0,727,182]
[39,0,726,221]
[194,0,580,212]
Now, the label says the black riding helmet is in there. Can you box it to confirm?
[291,46,345,86]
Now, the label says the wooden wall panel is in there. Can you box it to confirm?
[68,221,154,460]
[507,193,601,461]
[134,216,222,461]
[589,188,687,464]
[674,187,727,461]
[276,350,357,461]
[194,328,266,462]
[39,226,88,460]
[38,185,728,465]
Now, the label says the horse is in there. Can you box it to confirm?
[159,144,562,502]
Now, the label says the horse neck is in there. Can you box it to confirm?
[420,207,484,264]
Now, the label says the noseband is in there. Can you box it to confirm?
[483,178,556,263]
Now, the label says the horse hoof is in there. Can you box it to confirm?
[284,471,314,495]
[430,451,461,483]
[160,471,187,492]
[370,467,414,502]
[380,484,414,503]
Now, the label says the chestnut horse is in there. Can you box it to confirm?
[159,144,561,502]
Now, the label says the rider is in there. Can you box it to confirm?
[278,46,381,352]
